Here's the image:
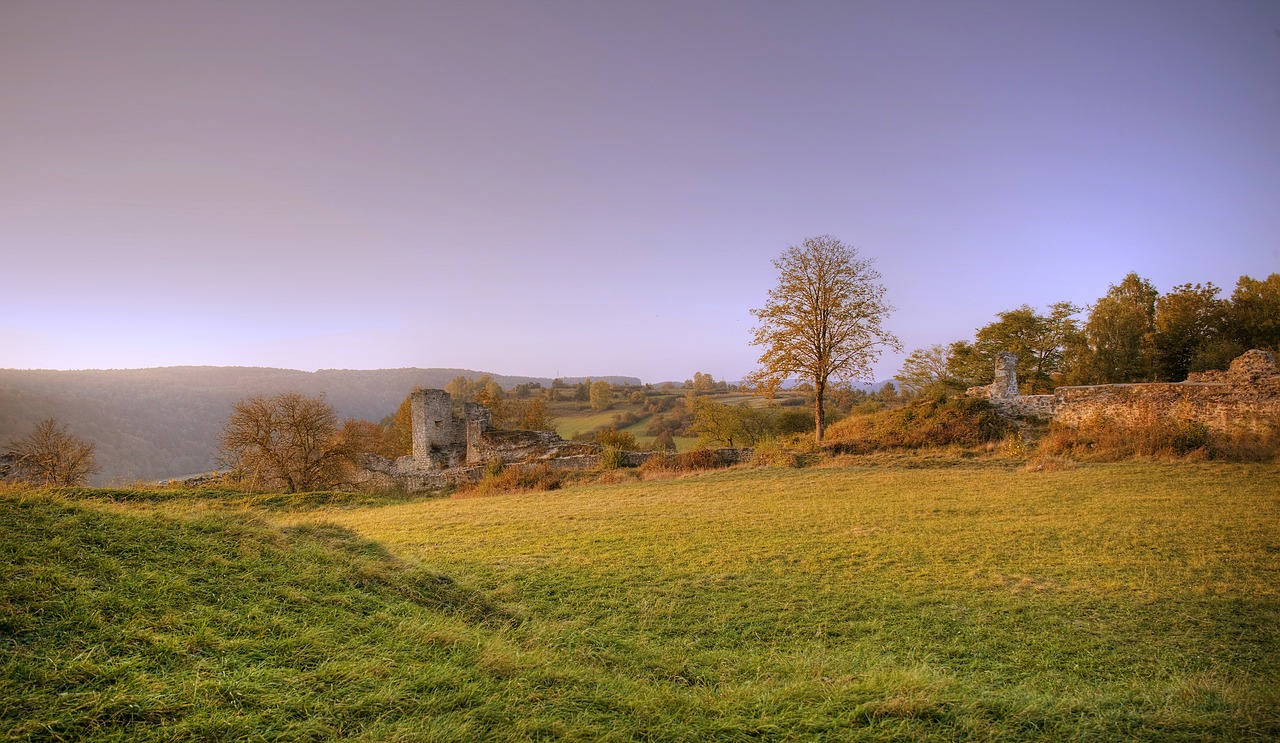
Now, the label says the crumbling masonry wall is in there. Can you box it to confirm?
[970,349,1280,434]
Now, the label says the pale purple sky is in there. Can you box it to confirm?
[2,0,1277,383]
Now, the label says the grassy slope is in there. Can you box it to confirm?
[3,462,1278,740]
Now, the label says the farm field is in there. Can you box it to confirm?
[3,461,1277,740]
[550,388,803,451]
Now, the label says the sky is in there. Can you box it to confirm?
[2,0,1277,384]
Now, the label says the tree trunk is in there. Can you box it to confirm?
[814,378,826,443]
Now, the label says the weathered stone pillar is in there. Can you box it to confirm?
[462,403,492,465]
[992,352,1019,398]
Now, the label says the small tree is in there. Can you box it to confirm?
[219,392,358,493]
[589,380,613,411]
[505,397,556,432]
[688,399,770,447]
[3,418,99,486]
[380,395,414,458]
[896,344,955,397]
[747,235,899,442]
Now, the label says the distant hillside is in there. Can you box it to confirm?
[0,367,640,484]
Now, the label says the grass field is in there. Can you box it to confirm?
[3,461,1277,740]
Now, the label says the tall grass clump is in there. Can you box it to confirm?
[598,446,625,471]
[1038,411,1280,462]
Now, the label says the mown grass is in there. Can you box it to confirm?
[3,461,1278,740]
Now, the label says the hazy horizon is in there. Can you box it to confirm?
[3,1,1277,382]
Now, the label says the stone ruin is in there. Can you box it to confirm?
[358,388,754,492]
[969,349,1280,434]
[408,388,596,470]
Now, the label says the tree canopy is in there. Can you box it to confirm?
[747,235,899,442]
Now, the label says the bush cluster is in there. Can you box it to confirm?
[464,462,564,496]
[638,449,728,474]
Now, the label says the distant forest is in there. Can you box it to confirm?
[0,367,639,484]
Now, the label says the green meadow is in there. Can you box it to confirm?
[3,461,1277,740]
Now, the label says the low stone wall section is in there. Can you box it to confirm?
[1052,379,1280,434]
[358,446,757,493]
[989,394,1055,419]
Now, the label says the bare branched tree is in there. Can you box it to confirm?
[747,235,899,442]
[3,418,99,486]
[218,392,357,493]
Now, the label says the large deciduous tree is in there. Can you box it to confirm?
[1228,273,1280,354]
[1150,282,1229,381]
[945,302,1084,391]
[1081,273,1159,383]
[747,235,899,442]
[219,392,359,493]
[3,418,99,486]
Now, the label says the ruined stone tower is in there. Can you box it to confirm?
[410,389,459,462]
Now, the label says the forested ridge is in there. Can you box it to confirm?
[0,367,640,484]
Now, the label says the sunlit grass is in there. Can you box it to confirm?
[3,461,1277,739]
[319,461,1280,738]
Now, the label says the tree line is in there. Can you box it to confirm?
[897,272,1280,395]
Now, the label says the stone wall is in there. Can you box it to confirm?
[969,349,1280,434]
[1052,351,1280,434]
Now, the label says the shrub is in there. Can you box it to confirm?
[599,447,625,471]
[638,448,728,475]
[773,409,814,435]
[612,411,641,428]
[595,427,638,451]
[752,437,803,468]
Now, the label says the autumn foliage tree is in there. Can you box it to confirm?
[589,380,613,411]
[218,392,370,493]
[3,418,99,486]
[747,235,899,442]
